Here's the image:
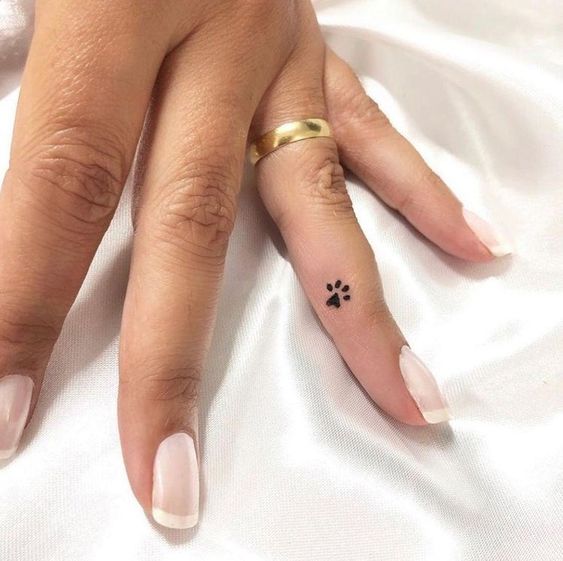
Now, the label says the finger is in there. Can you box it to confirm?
[0,3,172,458]
[324,48,513,262]
[252,39,448,425]
[117,22,284,529]
[258,137,446,425]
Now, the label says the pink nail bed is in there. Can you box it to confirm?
[152,432,199,529]
[462,208,513,257]
[0,375,34,459]
[399,346,450,424]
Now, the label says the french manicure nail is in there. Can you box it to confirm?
[399,346,450,424]
[0,375,34,459]
[462,208,513,257]
[152,432,199,529]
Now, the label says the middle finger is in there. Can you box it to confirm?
[117,23,281,527]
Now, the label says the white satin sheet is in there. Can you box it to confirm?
[1,1,563,560]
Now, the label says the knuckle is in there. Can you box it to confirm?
[15,129,126,233]
[123,363,201,412]
[396,169,441,216]
[148,370,201,405]
[0,312,59,370]
[302,150,353,215]
[152,161,238,261]
[338,88,392,133]
[273,147,355,231]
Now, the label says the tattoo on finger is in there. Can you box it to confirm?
[326,280,350,309]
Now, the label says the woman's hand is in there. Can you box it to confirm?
[0,0,511,528]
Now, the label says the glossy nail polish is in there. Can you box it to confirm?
[399,346,450,424]
[462,208,513,257]
[0,375,34,459]
[152,432,199,529]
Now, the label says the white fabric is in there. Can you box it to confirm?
[1,1,563,559]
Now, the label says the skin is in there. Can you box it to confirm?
[0,0,496,517]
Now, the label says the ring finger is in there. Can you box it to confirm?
[252,38,449,426]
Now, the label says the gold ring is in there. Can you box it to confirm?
[249,118,332,165]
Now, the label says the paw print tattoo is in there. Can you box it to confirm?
[326,280,351,308]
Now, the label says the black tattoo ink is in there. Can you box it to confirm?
[326,280,351,308]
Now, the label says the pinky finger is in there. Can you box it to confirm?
[324,48,513,262]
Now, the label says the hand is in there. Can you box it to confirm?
[0,0,511,528]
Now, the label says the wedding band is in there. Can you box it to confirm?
[249,118,332,165]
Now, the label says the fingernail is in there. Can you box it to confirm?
[0,375,34,459]
[462,208,513,257]
[152,432,199,529]
[399,346,450,424]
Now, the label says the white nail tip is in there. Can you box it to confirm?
[152,507,199,529]
[421,408,451,424]
[399,346,450,425]
[487,242,514,258]
[462,208,514,257]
